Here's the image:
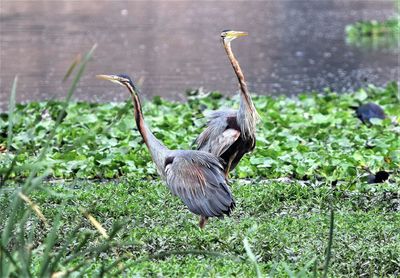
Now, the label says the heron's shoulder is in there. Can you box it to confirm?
[168,150,221,164]
[205,108,237,120]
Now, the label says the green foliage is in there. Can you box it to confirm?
[346,18,400,37]
[1,83,399,184]
[6,76,18,151]
[345,18,400,49]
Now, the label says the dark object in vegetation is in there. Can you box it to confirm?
[352,103,386,125]
[97,74,235,229]
[367,170,390,184]
[196,30,259,176]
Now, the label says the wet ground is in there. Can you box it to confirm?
[0,0,398,111]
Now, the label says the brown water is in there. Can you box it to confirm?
[0,0,398,111]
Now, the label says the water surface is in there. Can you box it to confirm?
[0,0,398,111]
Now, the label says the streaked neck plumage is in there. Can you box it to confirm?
[223,39,259,139]
[124,82,168,175]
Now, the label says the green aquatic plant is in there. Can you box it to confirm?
[346,18,399,38]
[1,83,399,183]
[345,5,400,50]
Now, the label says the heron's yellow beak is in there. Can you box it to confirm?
[96,74,123,85]
[97,74,117,82]
[227,31,248,39]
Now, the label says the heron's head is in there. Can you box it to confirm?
[221,30,248,43]
[96,74,135,88]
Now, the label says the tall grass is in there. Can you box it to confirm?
[6,76,18,151]
[0,44,137,277]
[243,237,262,277]
[322,209,334,278]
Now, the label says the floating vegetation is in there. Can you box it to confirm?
[345,18,400,49]
[1,83,399,183]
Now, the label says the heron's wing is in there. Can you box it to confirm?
[211,128,240,156]
[195,109,239,156]
[165,152,235,218]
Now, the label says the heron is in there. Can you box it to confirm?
[195,30,260,176]
[96,74,235,229]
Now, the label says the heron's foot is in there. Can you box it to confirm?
[225,171,230,180]
[199,216,208,229]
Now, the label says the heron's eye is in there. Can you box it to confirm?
[221,33,226,37]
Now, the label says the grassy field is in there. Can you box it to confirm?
[1,80,399,276]
[2,178,399,276]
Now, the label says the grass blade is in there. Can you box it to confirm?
[38,210,62,277]
[81,209,109,239]
[17,210,33,278]
[49,224,82,274]
[22,43,97,189]
[0,241,22,275]
[62,54,82,82]
[1,192,23,248]
[62,232,92,265]
[243,238,262,278]
[1,44,98,278]
[282,263,295,278]
[323,209,334,278]
[64,44,97,104]
[18,192,48,226]
[7,75,18,150]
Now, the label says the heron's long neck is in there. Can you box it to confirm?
[126,84,168,172]
[223,40,259,138]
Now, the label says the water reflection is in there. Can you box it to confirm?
[0,0,398,110]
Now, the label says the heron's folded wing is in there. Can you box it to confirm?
[196,127,240,157]
[195,109,237,155]
[211,128,240,157]
[165,154,235,217]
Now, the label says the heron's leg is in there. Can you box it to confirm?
[224,167,230,179]
[199,216,208,229]
[224,159,232,179]
[225,151,238,179]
